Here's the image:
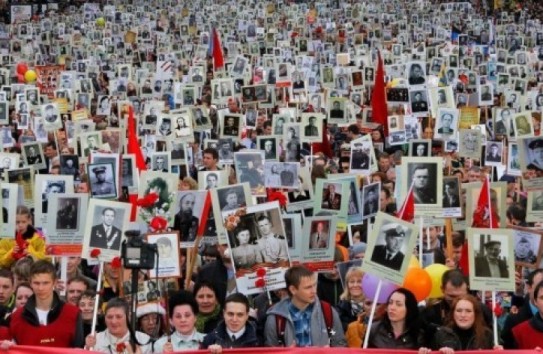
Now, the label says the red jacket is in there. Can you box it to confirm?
[512,318,543,349]
[9,293,84,347]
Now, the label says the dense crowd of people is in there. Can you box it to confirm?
[0,0,542,352]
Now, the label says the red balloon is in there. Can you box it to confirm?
[16,63,28,76]
[402,267,432,302]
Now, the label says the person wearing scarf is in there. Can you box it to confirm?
[512,280,543,350]
[193,281,222,334]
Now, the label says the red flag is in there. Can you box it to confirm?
[127,106,147,172]
[397,182,415,222]
[459,242,470,277]
[471,177,498,228]
[212,28,224,70]
[371,51,388,137]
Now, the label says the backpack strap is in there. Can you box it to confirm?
[275,313,286,346]
[320,300,334,338]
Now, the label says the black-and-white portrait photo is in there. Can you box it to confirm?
[513,230,540,266]
[89,206,124,250]
[408,163,438,205]
[88,163,117,198]
[321,182,343,210]
[258,137,278,160]
[217,185,246,212]
[263,162,298,189]
[473,235,510,279]
[362,182,380,218]
[309,220,330,249]
[60,155,80,180]
[56,197,79,230]
[22,143,45,169]
[442,176,461,208]
[370,222,410,271]
[151,153,170,173]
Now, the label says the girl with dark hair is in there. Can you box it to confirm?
[367,288,421,349]
[419,294,501,353]
[84,297,153,353]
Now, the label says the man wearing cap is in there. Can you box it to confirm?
[474,240,509,278]
[371,223,407,271]
[486,143,501,162]
[304,116,319,137]
[527,139,543,173]
[89,207,121,250]
[91,166,114,196]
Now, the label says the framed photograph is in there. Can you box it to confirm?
[150,152,171,173]
[406,61,427,86]
[442,176,462,217]
[234,151,266,196]
[191,106,212,131]
[300,113,323,143]
[286,165,313,211]
[409,89,429,116]
[328,174,363,224]
[138,171,179,228]
[59,155,81,181]
[409,139,432,157]
[220,113,242,140]
[6,167,34,202]
[211,182,254,244]
[223,201,289,295]
[507,143,521,176]
[484,141,504,166]
[41,103,62,131]
[47,194,88,255]
[301,216,338,271]
[257,135,280,161]
[217,138,234,164]
[91,152,121,194]
[510,226,543,269]
[468,228,515,291]
[34,174,74,228]
[0,183,17,237]
[263,161,299,189]
[21,142,46,170]
[434,108,459,139]
[361,212,419,284]
[171,108,194,141]
[328,97,347,124]
[0,153,19,176]
[459,129,482,160]
[121,155,138,192]
[82,199,131,262]
[80,132,102,158]
[147,232,181,278]
[518,136,543,190]
[173,190,207,246]
[313,178,350,217]
[156,114,173,138]
[87,162,117,199]
[350,135,376,173]
[198,170,229,190]
[513,111,534,138]
[478,84,494,106]
[282,213,302,264]
[348,222,366,245]
[362,182,380,220]
[401,157,443,216]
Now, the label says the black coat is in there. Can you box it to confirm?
[201,320,259,349]
[196,260,228,306]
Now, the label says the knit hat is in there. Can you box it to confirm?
[136,302,166,319]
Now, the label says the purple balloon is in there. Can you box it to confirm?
[361,273,398,304]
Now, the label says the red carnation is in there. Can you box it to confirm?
[136,193,159,208]
[255,278,266,288]
[90,248,101,258]
[256,268,267,277]
[110,257,122,269]
[149,216,168,231]
[266,189,287,208]
[116,342,126,353]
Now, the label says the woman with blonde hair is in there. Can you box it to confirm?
[335,267,365,330]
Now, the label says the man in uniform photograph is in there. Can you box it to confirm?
[89,207,122,250]
[370,223,408,271]
[411,164,436,204]
[90,166,114,196]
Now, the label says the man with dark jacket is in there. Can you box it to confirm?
[8,260,84,348]
[420,269,493,346]
[201,293,259,351]
[501,268,543,348]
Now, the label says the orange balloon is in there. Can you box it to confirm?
[402,267,432,302]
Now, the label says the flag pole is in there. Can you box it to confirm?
[362,279,382,349]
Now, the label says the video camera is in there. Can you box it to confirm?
[121,230,157,270]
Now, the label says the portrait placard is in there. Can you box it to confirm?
[282,213,302,265]
[467,228,515,291]
[361,212,419,285]
[198,170,229,190]
[510,226,543,269]
[21,142,46,170]
[174,190,207,247]
[34,174,74,229]
[301,216,337,271]
[350,135,376,174]
[0,183,17,238]
[6,167,34,204]
[234,151,266,196]
[147,232,181,278]
[400,157,443,217]
[442,176,462,218]
[263,161,299,189]
[409,139,432,157]
[47,193,88,256]
[361,182,380,220]
[518,136,543,191]
[458,129,482,160]
[138,171,179,228]
[211,182,254,244]
[224,201,289,295]
[87,162,117,199]
[257,135,280,161]
[286,165,313,212]
[82,199,131,262]
[313,178,350,217]
[328,174,363,224]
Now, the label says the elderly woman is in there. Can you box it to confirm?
[84,298,153,353]
[154,291,205,352]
